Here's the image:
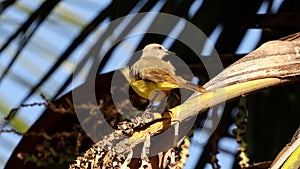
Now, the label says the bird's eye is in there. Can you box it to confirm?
[158,46,162,50]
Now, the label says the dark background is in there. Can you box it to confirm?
[0,0,299,168]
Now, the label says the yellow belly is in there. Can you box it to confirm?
[130,79,179,99]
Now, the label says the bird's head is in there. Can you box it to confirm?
[141,43,174,59]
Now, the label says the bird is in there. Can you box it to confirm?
[129,43,207,100]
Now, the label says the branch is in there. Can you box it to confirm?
[119,31,300,151]
[70,32,300,168]
[171,32,300,122]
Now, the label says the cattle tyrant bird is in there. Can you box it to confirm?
[129,43,207,106]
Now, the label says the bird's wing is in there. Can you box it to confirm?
[142,69,178,84]
[143,69,207,93]
[130,57,207,93]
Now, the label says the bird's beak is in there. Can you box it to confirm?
[166,50,176,55]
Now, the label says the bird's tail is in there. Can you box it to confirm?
[177,76,207,94]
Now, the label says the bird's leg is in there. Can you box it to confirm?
[140,90,167,124]
[145,90,160,113]
[134,90,159,126]
[146,89,167,113]
[130,90,165,126]
[145,90,182,147]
